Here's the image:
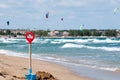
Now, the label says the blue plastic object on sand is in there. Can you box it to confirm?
[25,68,36,80]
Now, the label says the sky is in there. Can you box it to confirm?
[0,0,120,30]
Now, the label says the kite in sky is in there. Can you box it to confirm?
[7,21,9,26]
[80,25,84,31]
[46,12,49,19]
[114,7,119,14]
[61,18,63,21]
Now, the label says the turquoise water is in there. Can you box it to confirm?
[0,37,120,72]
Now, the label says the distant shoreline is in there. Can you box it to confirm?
[0,35,120,39]
[0,29,120,38]
[40,36,120,39]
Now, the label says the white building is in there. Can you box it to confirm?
[48,30,60,36]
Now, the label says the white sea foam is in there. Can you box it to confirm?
[93,39,106,43]
[50,38,120,44]
[2,39,17,43]
[50,39,93,44]
[0,49,67,63]
[61,39,77,43]
[0,49,27,57]
[44,56,68,62]
[61,43,120,51]
[51,41,63,44]
[99,47,120,51]
[81,64,118,71]
[93,38,120,43]
[67,60,119,71]
[98,67,118,71]
[0,38,26,43]
[61,43,85,48]
[75,39,93,43]
[1,38,119,44]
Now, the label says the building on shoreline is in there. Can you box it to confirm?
[0,29,28,38]
[116,30,120,37]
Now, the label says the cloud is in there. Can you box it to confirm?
[55,0,106,7]
[0,4,9,9]
[0,13,4,16]
[57,0,87,7]
[110,0,120,6]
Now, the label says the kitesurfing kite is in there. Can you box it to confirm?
[7,21,9,26]
[80,25,84,31]
[114,7,119,14]
[61,18,63,21]
[46,12,49,19]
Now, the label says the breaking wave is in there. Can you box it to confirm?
[61,43,120,51]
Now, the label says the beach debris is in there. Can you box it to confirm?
[36,71,58,80]
[0,71,8,78]
[12,75,26,80]
[0,72,6,78]
[22,67,28,70]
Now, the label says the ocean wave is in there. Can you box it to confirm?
[51,40,63,44]
[0,38,26,43]
[44,56,68,62]
[61,43,120,51]
[98,67,118,71]
[32,39,51,44]
[0,38,120,44]
[65,60,119,71]
[50,39,93,44]
[61,43,85,48]
[93,38,120,43]
[50,38,120,44]
[0,49,68,62]
[2,39,18,43]
[0,49,27,57]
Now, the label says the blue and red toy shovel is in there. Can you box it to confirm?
[25,32,36,80]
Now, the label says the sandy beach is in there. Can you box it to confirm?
[0,54,91,80]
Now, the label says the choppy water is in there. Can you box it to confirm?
[0,37,120,72]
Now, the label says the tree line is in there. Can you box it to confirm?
[0,29,118,37]
[34,29,118,37]
[68,29,117,37]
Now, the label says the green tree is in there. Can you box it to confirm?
[6,29,11,35]
[69,30,79,36]
[17,32,23,35]
[35,30,48,37]
[83,30,91,36]
[105,30,117,37]
[92,30,102,36]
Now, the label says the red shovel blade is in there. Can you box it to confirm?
[26,32,35,44]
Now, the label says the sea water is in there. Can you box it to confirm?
[0,37,120,79]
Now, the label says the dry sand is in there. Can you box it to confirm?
[0,54,92,80]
